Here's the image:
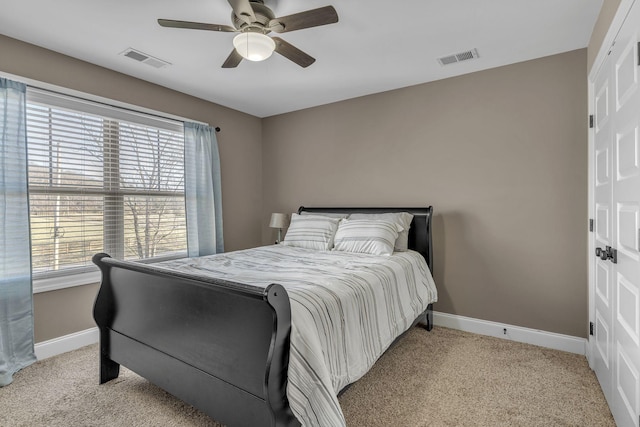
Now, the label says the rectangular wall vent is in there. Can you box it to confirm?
[438,48,479,66]
[120,48,171,69]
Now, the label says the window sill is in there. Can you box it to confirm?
[33,270,101,294]
[32,252,187,293]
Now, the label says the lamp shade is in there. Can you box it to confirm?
[269,213,288,229]
[233,33,276,62]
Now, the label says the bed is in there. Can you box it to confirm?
[92,206,437,426]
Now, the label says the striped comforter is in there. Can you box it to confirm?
[157,245,438,427]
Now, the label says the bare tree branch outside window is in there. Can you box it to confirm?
[27,102,187,277]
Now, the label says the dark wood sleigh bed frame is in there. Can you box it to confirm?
[92,206,434,427]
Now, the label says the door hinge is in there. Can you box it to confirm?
[589,219,594,232]
[590,322,594,336]
[637,42,640,66]
[589,115,594,128]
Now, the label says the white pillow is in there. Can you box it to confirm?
[349,212,414,251]
[281,213,340,251]
[333,219,400,256]
[300,211,350,219]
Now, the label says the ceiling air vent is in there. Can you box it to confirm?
[120,48,171,69]
[438,48,479,66]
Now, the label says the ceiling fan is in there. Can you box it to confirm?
[158,0,339,68]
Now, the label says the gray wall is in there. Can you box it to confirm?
[588,0,622,72]
[262,49,588,337]
[1,34,590,342]
[0,34,264,342]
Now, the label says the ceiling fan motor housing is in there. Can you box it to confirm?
[232,1,277,33]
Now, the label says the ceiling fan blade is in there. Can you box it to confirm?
[222,49,243,68]
[158,19,236,32]
[227,0,256,25]
[272,37,315,68]
[270,6,338,33]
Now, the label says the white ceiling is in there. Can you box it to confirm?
[0,0,603,118]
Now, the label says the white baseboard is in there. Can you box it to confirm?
[34,327,99,360]
[433,311,587,355]
[32,314,586,360]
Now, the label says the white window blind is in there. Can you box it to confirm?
[26,88,187,279]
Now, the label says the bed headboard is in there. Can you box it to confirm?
[297,206,434,273]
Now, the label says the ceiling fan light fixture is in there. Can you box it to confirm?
[233,33,275,62]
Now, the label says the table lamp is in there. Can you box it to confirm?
[269,213,288,243]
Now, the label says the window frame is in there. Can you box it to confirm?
[26,87,190,293]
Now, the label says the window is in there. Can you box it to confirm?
[26,89,187,283]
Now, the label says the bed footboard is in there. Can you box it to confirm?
[92,253,300,427]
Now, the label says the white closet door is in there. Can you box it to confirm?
[592,2,640,426]
[611,7,640,424]
[593,35,615,407]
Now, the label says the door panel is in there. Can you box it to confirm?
[596,148,611,187]
[596,203,612,244]
[616,345,639,426]
[616,126,639,181]
[617,273,639,344]
[596,310,612,368]
[615,39,638,110]
[597,261,611,307]
[596,79,610,130]
[617,204,640,259]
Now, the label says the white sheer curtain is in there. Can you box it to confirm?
[184,122,224,256]
[0,78,36,386]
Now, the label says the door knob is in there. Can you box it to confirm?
[595,246,617,263]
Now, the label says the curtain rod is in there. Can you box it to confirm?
[0,71,219,131]
[29,85,220,131]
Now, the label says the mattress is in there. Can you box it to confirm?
[157,244,438,427]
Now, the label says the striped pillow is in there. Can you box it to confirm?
[349,212,414,251]
[333,219,401,256]
[281,213,341,251]
[300,211,350,220]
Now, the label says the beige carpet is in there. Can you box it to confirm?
[0,327,614,427]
